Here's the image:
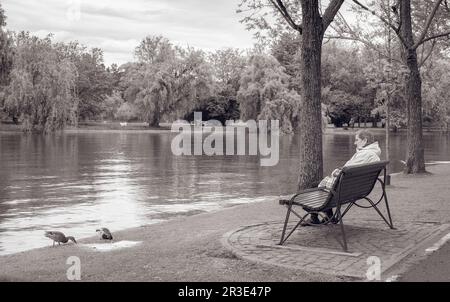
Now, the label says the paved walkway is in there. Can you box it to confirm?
[220,163,450,281]
[222,220,449,279]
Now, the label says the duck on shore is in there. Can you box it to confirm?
[45,231,77,246]
[96,228,113,240]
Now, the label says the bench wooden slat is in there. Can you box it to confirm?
[294,194,329,204]
[340,174,380,184]
[293,191,331,207]
[300,198,329,206]
[294,191,328,198]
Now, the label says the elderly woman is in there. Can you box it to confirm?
[302,129,381,226]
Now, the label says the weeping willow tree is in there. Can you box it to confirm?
[0,4,14,115]
[121,36,214,127]
[237,54,300,134]
[4,32,78,132]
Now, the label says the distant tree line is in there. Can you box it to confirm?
[1,3,449,135]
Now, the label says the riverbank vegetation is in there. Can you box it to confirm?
[1,3,449,135]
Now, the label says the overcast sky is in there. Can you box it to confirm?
[2,0,256,66]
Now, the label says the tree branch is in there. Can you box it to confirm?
[415,30,450,48]
[322,0,345,32]
[327,11,403,65]
[352,0,406,46]
[269,0,302,33]
[419,40,437,68]
[324,35,403,64]
[336,11,353,32]
[413,0,444,49]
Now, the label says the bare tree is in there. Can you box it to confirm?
[351,0,450,173]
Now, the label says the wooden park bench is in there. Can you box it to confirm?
[279,161,394,252]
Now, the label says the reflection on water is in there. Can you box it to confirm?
[0,131,449,255]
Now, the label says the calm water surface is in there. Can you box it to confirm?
[1,130,449,255]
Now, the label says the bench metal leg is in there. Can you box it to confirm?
[279,204,292,245]
[379,177,394,229]
[336,207,348,252]
[383,192,394,229]
[338,202,354,221]
[365,196,395,229]
[279,205,309,245]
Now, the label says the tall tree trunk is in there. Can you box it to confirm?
[298,0,324,190]
[400,0,426,173]
[149,99,161,127]
[404,49,425,173]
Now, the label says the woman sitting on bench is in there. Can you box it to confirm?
[302,129,381,226]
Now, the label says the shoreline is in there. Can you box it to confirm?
[1,121,448,134]
[1,163,449,281]
[0,122,173,133]
[0,196,282,258]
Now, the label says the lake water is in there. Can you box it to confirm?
[1,130,449,255]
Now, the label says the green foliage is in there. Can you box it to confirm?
[107,63,122,91]
[187,96,240,125]
[237,54,299,133]
[363,57,408,129]
[208,48,246,99]
[237,0,302,45]
[102,91,124,120]
[343,0,450,135]
[121,36,214,126]
[206,97,240,122]
[181,48,247,124]
[321,44,375,127]
[2,0,449,137]
[0,31,13,87]
[0,3,14,96]
[422,58,450,129]
[115,102,139,122]
[56,42,114,120]
[4,32,78,132]
[0,3,5,27]
[322,44,369,97]
[324,90,359,127]
[270,32,302,92]
[134,35,175,64]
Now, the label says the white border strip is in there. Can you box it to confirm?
[425,233,450,254]
[385,275,400,282]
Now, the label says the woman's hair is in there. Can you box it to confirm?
[356,129,375,145]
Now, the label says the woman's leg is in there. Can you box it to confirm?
[301,212,321,226]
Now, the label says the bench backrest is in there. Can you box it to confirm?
[327,160,389,208]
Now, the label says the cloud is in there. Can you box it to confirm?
[1,0,255,66]
[80,2,169,22]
